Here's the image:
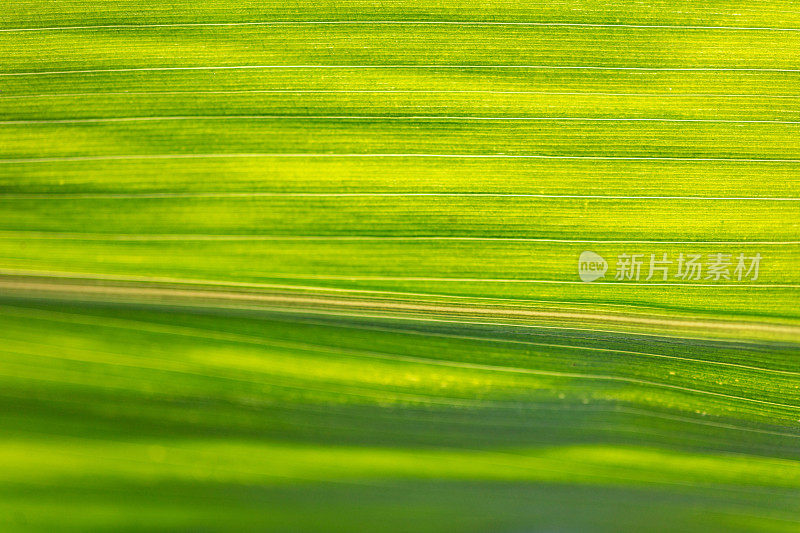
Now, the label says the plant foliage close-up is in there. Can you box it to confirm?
[1,1,799,531]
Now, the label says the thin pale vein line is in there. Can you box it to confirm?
[0,232,797,245]
[234,273,800,288]
[3,115,800,125]
[3,20,800,32]
[3,90,800,99]
[3,193,799,201]
[3,65,800,77]
[0,266,795,287]
[614,407,800,439]
[3,154,800,164]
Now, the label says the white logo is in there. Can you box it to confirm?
[578,251,608,283]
